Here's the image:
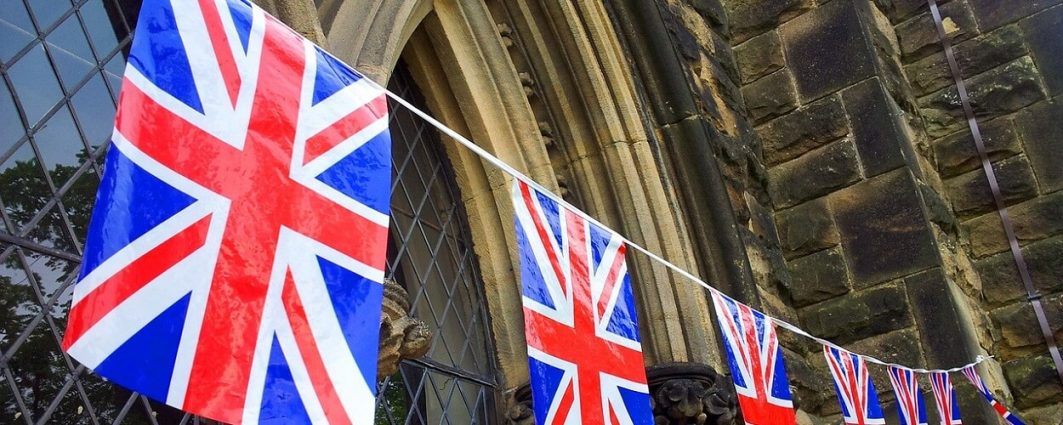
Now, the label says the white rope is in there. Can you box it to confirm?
[363,76,989,374]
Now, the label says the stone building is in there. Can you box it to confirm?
[0,0,1060,424]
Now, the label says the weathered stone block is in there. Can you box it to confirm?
[734,30,785,84]
[1016,97,1063,193]
[932,117,1022,178]
[784,348,833,415]
[896,0,978,61]
[788,247,850,307]
[976,235,1063,306]
[798,283,913,344]
[742,69,797,123]
[757,95,849,165]
[831,169,939,287]
[871,0,928,23]
[919,57,1046,137]
[904,268,981,367]
[991,294,1063,352]
[777,197,840,258]
[962,192,1063,257]
[1022,5,1063,96]
[905,26,1028,97]
[768,140,862,209]
[844,328,925,397]
[968,0,1063,31]
[840,78,914,177]
[1003,353,1063,408]
[780,0,876,102]
[944,154,1038,219]
[725,0,813,44]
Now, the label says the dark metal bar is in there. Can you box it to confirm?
[927,0,1063,385]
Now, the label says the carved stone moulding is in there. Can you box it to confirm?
[647,362,738,425]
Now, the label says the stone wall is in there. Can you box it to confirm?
[708,0,1063,422]
[888,1,1063,421]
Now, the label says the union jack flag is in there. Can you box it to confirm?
[887,366,928,425]
[62,0,391,423]
[961,366,1025,425]
[710,290,796,425]
[930,372,963,425]
[823,346,885,425]
[512,180,653,425]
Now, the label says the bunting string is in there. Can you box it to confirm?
[358,68,988,375]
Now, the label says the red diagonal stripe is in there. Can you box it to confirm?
[63,214,212,349]
[116,79,243,191]
[282,270,351,425]
[197,0,241,107]
[304,95,387,165]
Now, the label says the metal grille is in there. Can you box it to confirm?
[375,62,498,425]
[0,0,498,423]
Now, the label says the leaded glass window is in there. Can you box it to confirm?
[0,0,499,423]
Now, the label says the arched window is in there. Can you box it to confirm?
[376,60,498,425]
[0,1,498,423]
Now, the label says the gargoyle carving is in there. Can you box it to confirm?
[377,278,431,379]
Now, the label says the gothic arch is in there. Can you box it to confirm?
[317,0,721,393]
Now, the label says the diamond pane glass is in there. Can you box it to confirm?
[376,61,497,424]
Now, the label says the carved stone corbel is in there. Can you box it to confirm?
[377,278,431,379]
[506,383,535,425]
[647,362,738,425]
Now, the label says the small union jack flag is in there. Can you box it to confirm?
[961,366,1025,425]
[62,0,391,423]
[887,366,928,425]
[710,290,796,425]
[512,180,654,425]
[823,346,885,425]
[930,372,963,425]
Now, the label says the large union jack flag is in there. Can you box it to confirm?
[961,366,1025,425]
[823,346,885,425]
[709,290,796,425]
[512,180,653,425]
[61,0,391,423]
[887,366,928,425]
[930,372,963,425]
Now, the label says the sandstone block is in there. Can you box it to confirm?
[840,78,914,177]
[1016,97,1063,192]
[788,247,851,307]
[932,117,1022,178]
[944,154,1038,219]
[797,283,913,344]
[904,268,982,367]
[990,294,1063,353]
[734,30,785,84]
[742,69,797,123]
[968,0,1063,31]
[1021,5,1063,95]
[962,192,1063,257]
[1003,353,1063,408]
[780,0,876,102]
[871,0,929,23]
[976,235,1063,306]
[725,0,813,44]
[757,95,849,166]
[768,139,862,209]
[896,0,978,61]
[905,25,1028,97]
[831,169,939,287]
[919,57,1046,137]
[777,197,840,259]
